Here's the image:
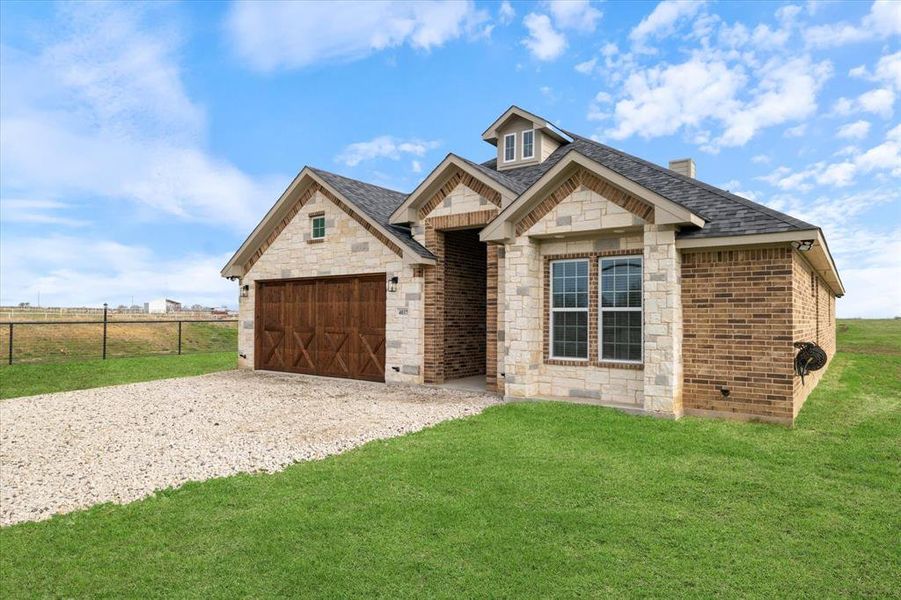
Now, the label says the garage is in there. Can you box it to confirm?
[255,274,386,381]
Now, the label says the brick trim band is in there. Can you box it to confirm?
[418,169,502,220]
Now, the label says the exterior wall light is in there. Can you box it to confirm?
[791,240,815,252]
[240,284,250,298]
[388,276,399,292]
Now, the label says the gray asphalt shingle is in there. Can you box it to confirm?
[309,132,817,259]
[481,133,816,238]
[309,168,435,259]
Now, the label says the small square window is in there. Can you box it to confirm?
[311,215,326,239]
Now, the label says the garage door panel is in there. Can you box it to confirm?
[287,281,317,374]
[258,283,287,371]
[256,275,385,381]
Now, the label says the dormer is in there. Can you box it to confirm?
[481,106,572,171]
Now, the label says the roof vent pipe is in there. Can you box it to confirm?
[669,158,696,179]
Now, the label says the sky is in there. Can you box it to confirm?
[0,0,898,317]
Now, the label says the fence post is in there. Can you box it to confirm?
[7,323,12,365]
[177,321,182,355]
[102,303,108,360]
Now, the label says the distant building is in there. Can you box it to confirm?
[145,298,181,314]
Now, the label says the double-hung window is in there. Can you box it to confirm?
[311,215,326,240]
[550,259,589,359]
[599,256,642,362]
[504,133,516,162]
[522,130,534,159]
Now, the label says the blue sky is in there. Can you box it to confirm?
[0,0,898,316]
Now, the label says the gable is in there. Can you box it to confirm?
[243,181,403,275]
[417,168,501,220]
[516,167,655,236]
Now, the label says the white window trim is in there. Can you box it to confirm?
[521,129,535,160]
[503,132,516,163]
[311,215,326,239]
[549,258,589,361]
[598,255,643,364]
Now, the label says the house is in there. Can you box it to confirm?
[145,298,182,314]
[222,106,842,425]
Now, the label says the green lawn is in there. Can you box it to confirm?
[1,327,899,597]
[0,352,237,399]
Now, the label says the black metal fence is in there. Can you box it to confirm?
[1,304,237,365]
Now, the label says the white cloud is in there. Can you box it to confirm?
[575,57,597,74]
[498,1,515,25]
[0,3,279,231]
[715,57,831,148]
[784,124,807,138]
[0,199,90,227]
[605,57,745,140]
[522,13,567,61]
[225,0,490,72]
[0,235,237,308]
[546,0,602,33]
[858,88,895,118]
[759,133,901,191]
[411,160,422,173]
[874,51,901,89]
[335,136,440,167]
[763,188,901,317]
[836,120,871,140]
[751,154,771,164]
[629,1,707,50]
[887,123,901,141]
[804,0,901,48]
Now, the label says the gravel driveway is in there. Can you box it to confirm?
[0,370,498,526]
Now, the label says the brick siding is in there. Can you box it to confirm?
[792,251,837,414]
[682,247,800,422]
[422,210,497,384]
[443,229,487,380]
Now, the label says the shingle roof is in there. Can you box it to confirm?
[483,134,815,238]
[309,167,434,259]
[453,154,527,194]
[308,131,816,261]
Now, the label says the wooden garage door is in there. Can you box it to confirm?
[255,275,386,382]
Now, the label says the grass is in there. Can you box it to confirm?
[1,326,899,597]
[835,318,901,355]
[0,319,236,363]
[0,352,237,399]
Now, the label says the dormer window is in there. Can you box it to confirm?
[522,129,534,159]
[504,133,516,162]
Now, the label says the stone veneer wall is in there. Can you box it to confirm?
[239,189,424,384]
[642,225,683,416]
[791,250,837,415]
[443,229,487,380]
[681,247,796,422]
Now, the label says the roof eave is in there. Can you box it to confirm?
[388,153,516,225]
[221,167,435,278]
[676,229,844,296]
[480,150,704,242]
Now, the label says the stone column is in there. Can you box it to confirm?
[642,225,683,417]
[503,237,541,398]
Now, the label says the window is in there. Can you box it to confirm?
[550,259,588,359]
[311,215,326,239]
[504,133,516,162]
[522,129,534,159]
[599,256,642,362]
